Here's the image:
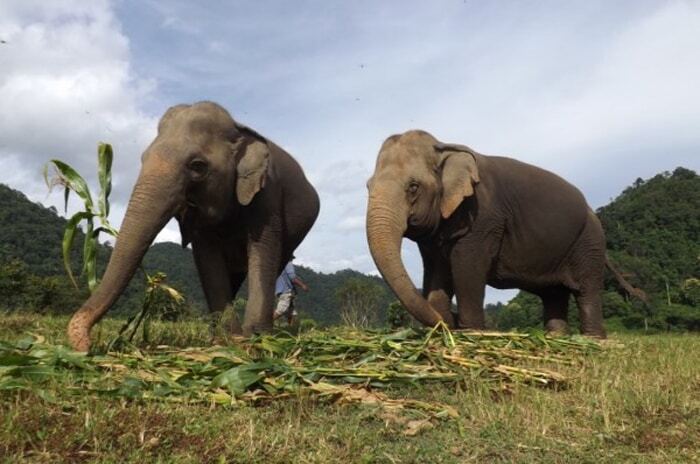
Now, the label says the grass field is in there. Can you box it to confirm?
[1,313,698,463]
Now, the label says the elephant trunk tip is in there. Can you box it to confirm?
[67,312,92,352]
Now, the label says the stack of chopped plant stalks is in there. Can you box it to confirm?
[0,323,600,418]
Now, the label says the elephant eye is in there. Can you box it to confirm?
[188,159,209,179]
[407,182,419,194]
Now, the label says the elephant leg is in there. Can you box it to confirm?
[568,215,606,338]
[230,272,247,298]
[419,243,456,326]
[242,225,282,335]
[540,286,570,335]
[192,232,241,334]
[450,241,489,330]
[225,238,249,299]
[573,289,606,338]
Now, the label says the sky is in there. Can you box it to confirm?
[1,0,698,304]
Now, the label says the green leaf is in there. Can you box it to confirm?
[11,365,58,381]
[83,218,98,291]
[114,377,147,399]
[48,346,92,370]
[211,363,265,396]
[94,226,118,240]
[14,336,38,350]
[0,352,36,366]
[258,336,294,355]
[62,212,93,289]
[48,159,95,212]
[380,328,415,342]
[97,143,113,217]
[35,388,60,404]
[0,377,31,390]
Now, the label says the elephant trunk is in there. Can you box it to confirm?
[366,193,444,327]
[67,162,182,351]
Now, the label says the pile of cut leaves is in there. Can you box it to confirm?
[0,323,600,418]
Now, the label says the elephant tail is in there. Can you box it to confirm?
[605,256,649,303]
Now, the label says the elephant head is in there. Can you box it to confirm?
[366,130,480,326]
[67,101,271,351]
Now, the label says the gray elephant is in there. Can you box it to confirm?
[68,101,319,351]
[366,130,645,337]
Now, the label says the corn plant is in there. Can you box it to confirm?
[44,143,183,345]
[44,143,118,291]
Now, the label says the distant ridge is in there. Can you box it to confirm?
[0,183,392,325]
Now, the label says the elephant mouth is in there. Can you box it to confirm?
[405,226,430,241]
[405,217,440,241]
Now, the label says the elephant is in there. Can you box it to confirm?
[67,101,320,351]
[366,130,646,338]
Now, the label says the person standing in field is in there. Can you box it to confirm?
[273,259,309,325]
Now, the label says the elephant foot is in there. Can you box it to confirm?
[443,312,458,329]
[456,313,486,331]
[242,321,273,336]
[67,317,91,352]
[545,319,569,336]
[211,334,246,346]
[580,327,607,339]
[579,318,607,339]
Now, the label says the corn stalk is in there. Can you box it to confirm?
[44,143,183,344]
[44,143,117,291]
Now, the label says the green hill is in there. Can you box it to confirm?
[0,185,77,277]
[598,167,699,296]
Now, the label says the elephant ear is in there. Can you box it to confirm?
[435,143,480,219]
[236,135,270,206]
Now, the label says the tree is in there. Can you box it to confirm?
[0,259,85,313]
[493,292,543,331]
[681,278,700,307]
[0,259,29,310]
[335,277,385,328]
[386,300,411,328]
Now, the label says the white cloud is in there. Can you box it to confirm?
[338,215,365,231]
[0,0,159,230]
[324,254,373,271]
[501,1,700,165]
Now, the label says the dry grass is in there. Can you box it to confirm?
[1,313,698,463]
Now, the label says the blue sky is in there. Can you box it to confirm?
[1,1,698,303]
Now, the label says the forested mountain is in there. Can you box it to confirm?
[1,167,698,331]
[599,167,698,296]
[0,184,392,325]
[0,185,78,276]
[143,242,395,325]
